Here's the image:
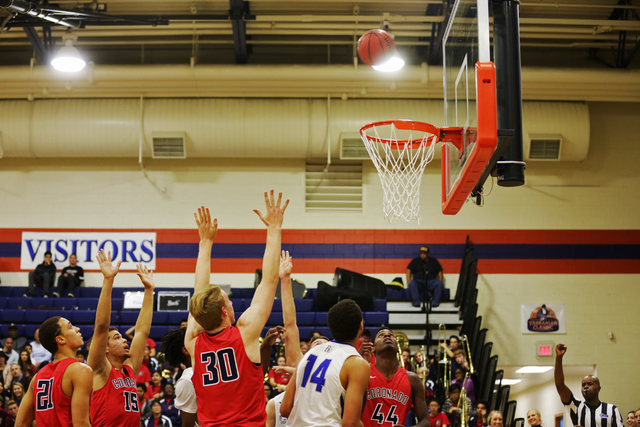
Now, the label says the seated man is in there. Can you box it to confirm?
[26,251,56,298]
[53,253,84,298]
[406,246,444,308]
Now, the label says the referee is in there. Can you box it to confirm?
[554,344,623,427]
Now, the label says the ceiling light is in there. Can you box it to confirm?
[373,56,405,72]
[515,366,553,374]
[51,39,86,72]
[499,379,523,385]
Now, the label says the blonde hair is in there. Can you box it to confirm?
[489,411,503,424]
[528,409,541,419]
[190,284,226,331]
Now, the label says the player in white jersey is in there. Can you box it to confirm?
[281,299,370,427]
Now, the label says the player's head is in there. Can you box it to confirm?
[373,327,397,355]
[40,316,84,355]
[105,327,130,361]
[308,335,329,349]
[581,375,600,400]
[160,327,190,367]
[190,284,234,331]
[327,299,363,343]
[428,398,441,414]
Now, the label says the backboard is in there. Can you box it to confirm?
[442,0,497,215]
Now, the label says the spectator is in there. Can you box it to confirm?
[488,411,503,427]
[17,350,36,377]
[268,356,289,393]
[0,381,9,409]
[137,383,153,419]
[634,409,640,427]
[146,371,164,400]
[136,358,153,388]
[6,326,26,352]
[160,383,181,427]
[527,409,543,427]
[309,331,321,341]
[53,253,84,297]
[443,383,472,427]
[264,382,274,403]
[299,341,308,355]
[452,367,475,406]
[0,404,12,425]
[428,398,451,427]
[4,400,18,426]
[357,329,376,365]
[75,350,86,363]
[0,353,11,388]
[412,349,428,381]
[160,327,197,427]
[10,383,25,406]
[469,400,489,427]
[6,365,29,391]
[406,246,444,308]
[25,250,56,298]
[2,338,19,366]
[627,411,637,427]
[142,399,173,427]
[179,320,188,329]
[401,347,412,371]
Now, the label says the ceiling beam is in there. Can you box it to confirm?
[22,27,50,63]
[229,0,248,64]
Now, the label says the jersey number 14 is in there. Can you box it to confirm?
[300,354,332,392]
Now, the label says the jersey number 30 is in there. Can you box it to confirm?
[201,348,239,386]
[36,378,54,411]
[300,354,332,392]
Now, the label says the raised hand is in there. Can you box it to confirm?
[253,189,289,228]
[556,343,567,357]
[136,264,155,291]
[279,250,293,279]
[261,326,285,349]
[194,206,218,243]
[358,341,373,363]
[95,249,121,279]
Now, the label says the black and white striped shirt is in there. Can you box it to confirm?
[565,395,623,427]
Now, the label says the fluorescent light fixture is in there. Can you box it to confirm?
[373,56,405,72]
[498,379,522,385]
[51,39,86,72]
[516,366,553,374]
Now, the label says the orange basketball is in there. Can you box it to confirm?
[357,29,396,66]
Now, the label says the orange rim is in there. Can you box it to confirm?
[360,120,463,150]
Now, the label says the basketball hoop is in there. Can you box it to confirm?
[360,120,461,223]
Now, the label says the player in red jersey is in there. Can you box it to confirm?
[184,190,288,427]
[88,250,155,427]
[15,316,93,427]
[360,327,429,427]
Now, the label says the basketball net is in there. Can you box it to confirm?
[360,121,437,224]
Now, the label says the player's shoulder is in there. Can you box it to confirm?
[66,361,93,381]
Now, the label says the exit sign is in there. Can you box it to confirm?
[536,341,554,356]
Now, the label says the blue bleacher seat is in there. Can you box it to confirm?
[78,298,99,310]
[151,311,169,325]
[230,288,255,299]
[298,327,314,340]
[119,311,140,324]
[305,289,317,300]
[0,299,6,310]
[272,300,282,311]
[267,312,283,325]
[7,297,31,309]
[229,299,245,311]
[112,298,124,311]
[149,326,170,340]
[165,312,188,326]
[240,299,253,310]
[31,298,57,308]
[297,313,315,325]
[295,299,314,312]
[364,312,389,325]
[111,311,118,324]
[71,311,96,324]
[0,287,13,297]
[25,310,50,323]
[24,324,39,337]
[77,325,94,337]
[373,299,387,312]
[386,287,411,301]
[76,287,102,298]
[55,298,77,309]
[1,309,25,323]
[314,312,327,325]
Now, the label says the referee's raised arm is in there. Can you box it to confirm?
[554,344,573,404]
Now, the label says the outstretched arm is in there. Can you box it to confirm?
[280,368,297,418]
[15,377,35,427]
[126,264,155,373]
[69,362,93,427]
[554,344,572,404]
[238,190,289,362]
[261,326,284,375]
[88,249,121,376]
[341,356,370,427]
[280,251,303,368]
[185,206,218,360]
[409,372,430,427]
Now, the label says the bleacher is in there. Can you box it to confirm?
[0,285,389,347]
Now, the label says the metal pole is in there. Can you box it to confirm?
[493,0,525,187]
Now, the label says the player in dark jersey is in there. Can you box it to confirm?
[88,250,155,427]
[360,327,429,427]
[184,190,288,427]
[15,316,93,427]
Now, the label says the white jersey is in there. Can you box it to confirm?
[272,392,288,427]
[286,341,361,427]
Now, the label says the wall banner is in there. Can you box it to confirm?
[20,232,156,271]
[521,303,566,334]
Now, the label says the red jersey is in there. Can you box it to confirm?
[33,357,77,427]
[268,368,290,385]
[90,364,140,427]
[362,364,413,427]
[430,412,451,427]
[193,326,265,427]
